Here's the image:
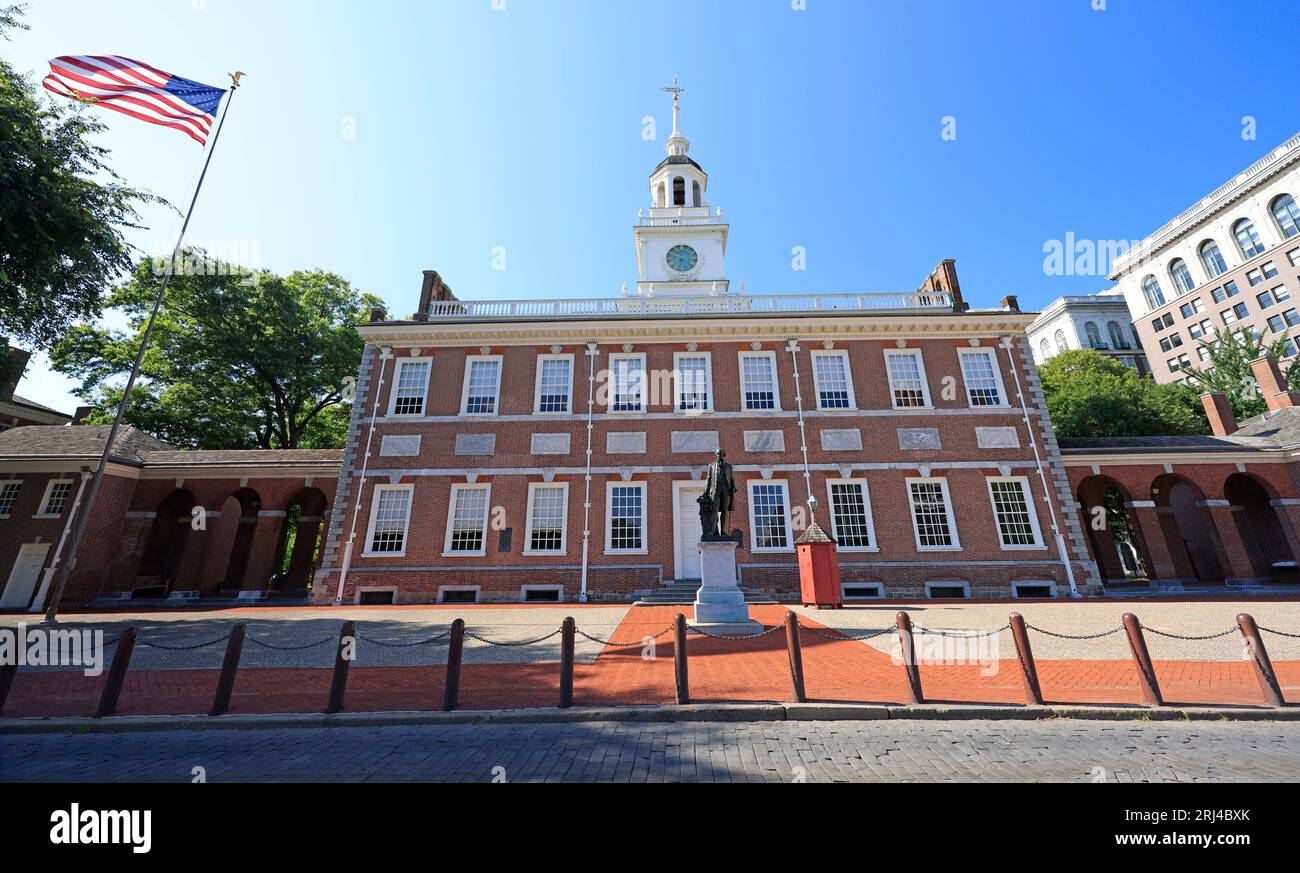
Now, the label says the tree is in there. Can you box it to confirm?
[1182,328,1291,422]
[50,255,383,449]
[1038,349,1208,439]
[0,4,159,350]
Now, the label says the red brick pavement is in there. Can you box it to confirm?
[5,605,1298,717]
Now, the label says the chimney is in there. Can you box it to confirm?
[415,269,456,321]
[1000,295,1020,313]
[73,406,95,424]
[0,345,29,402]
[916,259,967,312]
[1249,356,1300,412]
[1200,392,1238,436]
[368,305,387,323]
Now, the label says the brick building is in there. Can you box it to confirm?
[0,425,339,610]
[310,93,1101,605]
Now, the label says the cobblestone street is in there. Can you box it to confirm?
[4,719,1299,783]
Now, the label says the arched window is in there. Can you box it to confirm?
[1272,194,1300,239]
[1107,320,1129,349]
[1199,240,1227,278]
[692,180,701,207]
[1169,259,1195,295]
[1039,338,1051,359]
[672,176,685,206]
[1054,329,1068,354]
[1234,218,1265,258]
[1142,276,1165,309]
[1085,321,1103,348]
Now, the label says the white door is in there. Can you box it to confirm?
[1,543,51,610]
[675,485,705,581]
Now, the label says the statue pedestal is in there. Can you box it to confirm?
[692,538,762,634]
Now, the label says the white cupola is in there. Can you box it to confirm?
[632,78,729,297]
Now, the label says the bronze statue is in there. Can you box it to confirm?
[700,448,737,539]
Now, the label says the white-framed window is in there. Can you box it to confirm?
[605,481,647,553]
[810,349,854,410]
[35,479,73,518]
[1199,240,1228,278]
[825,479,876,551]
[738,351,780,410]
[986,476,1045,549]
[1234,218,1265,259]
[607,353,647,413]
[459,355,503,415]
[364,483,413,555]
[438,585,480,604]
[884,349,932,408]
[674,351,713,412]
[1011,581,1057,599]
[842,582,884,600]
[748,479,794,552]
[957,348,1007,407]
[444,483,491,555]
[524,482,569,554]
[389,357,432,417]
[1169,258,1195,295]
[533,354,574,414]
[906,477,960,550]
[0,480,22,518]
[925,581,970,599]
[521,584,563,603]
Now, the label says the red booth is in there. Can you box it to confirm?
[796,521,842,609]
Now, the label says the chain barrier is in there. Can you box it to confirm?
[686,623,784,641]
[354,628,453,648]
[801,625,896,641]
[136,635,229,651]
[1257,625,1300,639]
[245,633,336,651]
[1024,622,1125,640]
[912,623,1010,639]
[463,628,564,647]
[574,624,675,648]
[1139,624,1238,641]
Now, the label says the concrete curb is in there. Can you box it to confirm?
[1,701,1296,733]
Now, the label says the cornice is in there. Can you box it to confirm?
[358,312,1035,347]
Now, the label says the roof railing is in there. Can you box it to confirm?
[424,291,956,320]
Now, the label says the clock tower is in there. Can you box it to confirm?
[633,80,729,297]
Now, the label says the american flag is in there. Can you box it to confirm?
[42,55,226,145]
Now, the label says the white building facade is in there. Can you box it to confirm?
[1026,292,1147,373]
[1111,132,1300,384]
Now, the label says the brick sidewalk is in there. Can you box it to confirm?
[5,604,1298,718]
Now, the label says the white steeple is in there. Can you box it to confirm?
[633,78,729,297]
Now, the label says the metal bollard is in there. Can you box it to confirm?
[94,626,137,718]
[558,616,575,708]
[208,622,246,717]
[784,611,807,703]
[1008,613,1044,705]
[673,613,689,705]
[442,618,465,712]
[1237,613,1285,707]
[0,661,17,717]
[1121,613,1163,706]
[895,611,924,704]
[325,620,356,714]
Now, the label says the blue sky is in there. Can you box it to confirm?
[8,0,1300,411]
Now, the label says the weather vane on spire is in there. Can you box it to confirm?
[660,75,685,103]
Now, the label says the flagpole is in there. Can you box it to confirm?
[40,75,243,623]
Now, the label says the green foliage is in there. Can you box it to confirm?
[1182,328,1291,422]
[50,256,382,449]
[0,4,161,348]
[1038,349,1208,439]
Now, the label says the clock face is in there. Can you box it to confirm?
[665,244,699,273]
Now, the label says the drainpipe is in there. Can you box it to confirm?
[334,346,392,606]
[1000,337,1080,598]
[27,468,92,613]
[785,339,815,519]
[578,341,599,603]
